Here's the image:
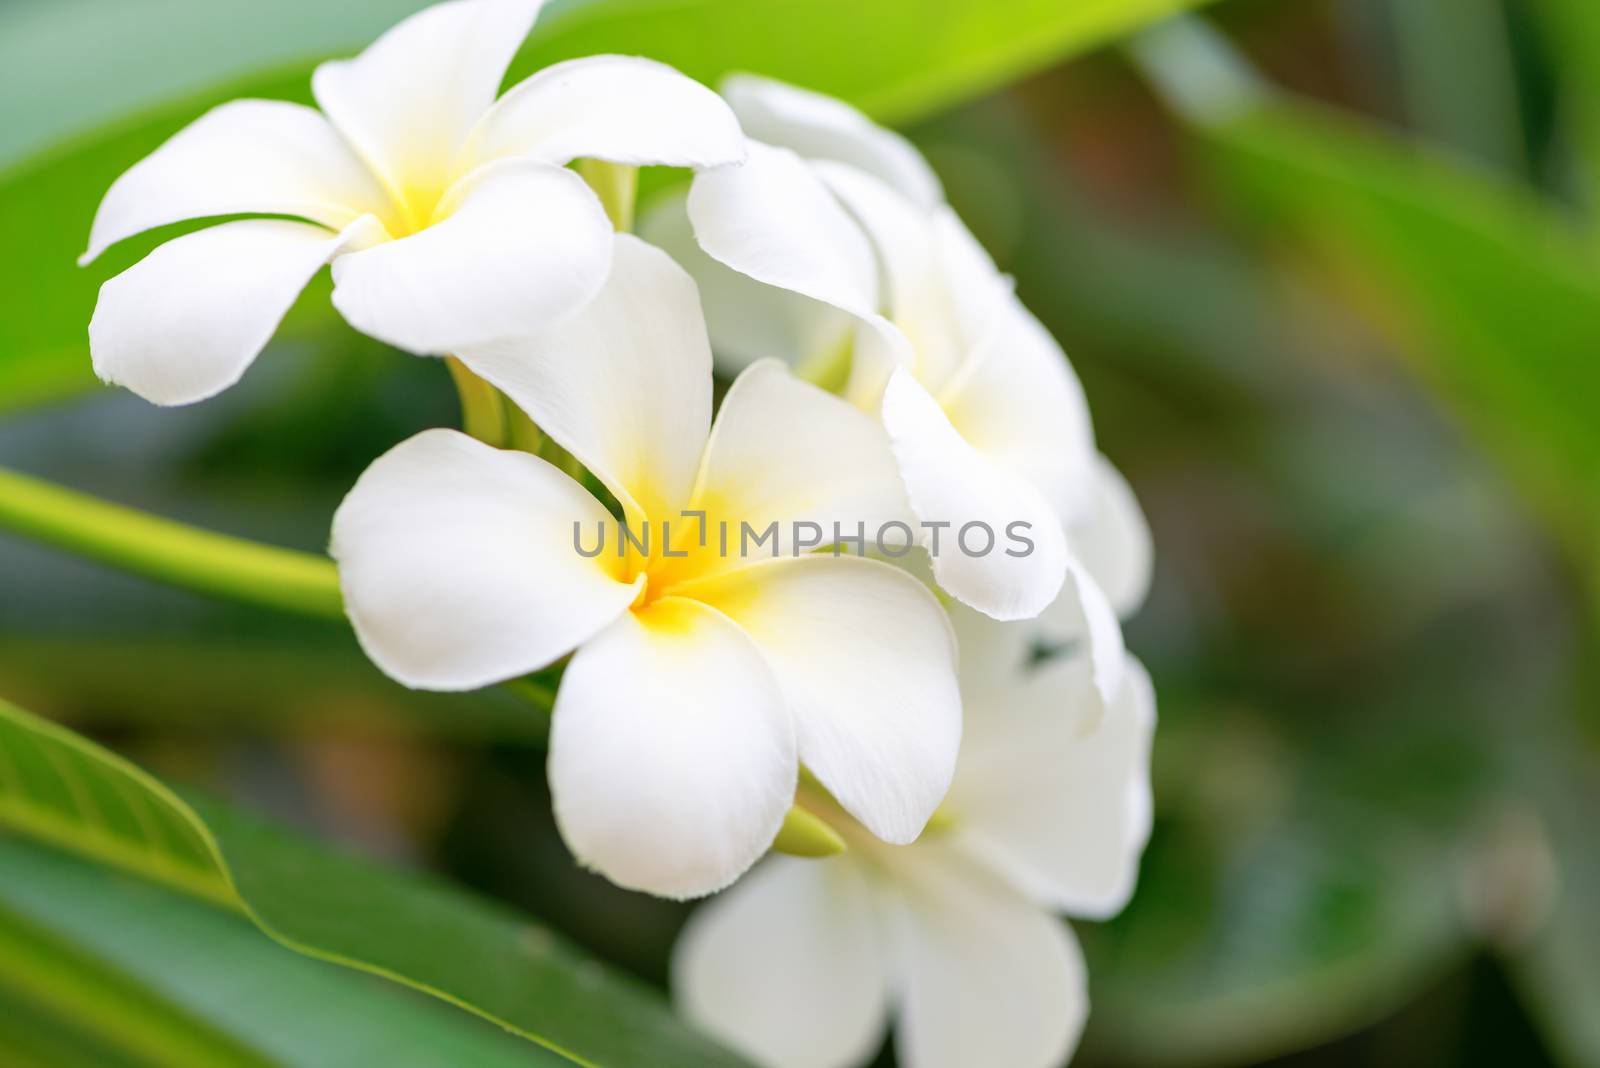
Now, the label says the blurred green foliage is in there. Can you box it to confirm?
[1,0,1598,1066]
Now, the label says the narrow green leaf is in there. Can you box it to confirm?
[0,698,751,1068]
[0,840,566,1068]
[0,894,279,1068]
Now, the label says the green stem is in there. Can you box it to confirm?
[445,357,508,447]
[577,159,640,232]
[0,467,559,717]
[0,466,342,620]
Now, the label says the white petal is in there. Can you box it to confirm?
[82,100,390,263]
[689,360,908,566]
[312,0,544,212]
[888,842,1088,1068]
[329,428,639,691]
[1071,455,1155,619]
[881,368,1068,621]
[937,294,1098,528]
[817,165,1002,394]
[638,191,854,377]
[1033,556,1127,715]
[549,597,797,898]
[465,55,745,170]
[88,217,382,407]
[687,141,912,383]
[689,143,877,316]
[330,161,612,355]
[951,646,1156,917]
[722,74,943,208]
[687,556,961,846]
[458,234,708,523]
[674,857,890,1068]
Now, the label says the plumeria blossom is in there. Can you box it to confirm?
[81,0,744,406]
[330,235,961,899]
[673,599,1156,1068]
[646,75,1152,635]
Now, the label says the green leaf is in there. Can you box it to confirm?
[1165,84,1600,587]
[1529,0,1600,208]
[0,697,751,1068]
[0,839,564,1068]
[0,0,1220,413]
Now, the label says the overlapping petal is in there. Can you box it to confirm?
[722,75,943,209]
[329,161,612,355]
[89,216,384,406]
[458,234,710,523]
[817,163,1001,394]
[939,296,1098,529]
[690,359,907,564]
[674,857,891,1068]
[465,55,744,170]
[81,100,390,263]
[549,597,797,898]
[951,648,1156,917]
[687,556,961,845]
[329,429,640,691]
[312,0,544,217]
[638,192,855,376]
[688,142,908,376]
[889,842,1088,1068]
[1070,455,1155,619]
[881,368,1068,621]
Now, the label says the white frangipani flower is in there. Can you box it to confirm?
[651,75,1152,631]
[81,0,744,406]
[330,235,961,899]
[673,601,1157,1068]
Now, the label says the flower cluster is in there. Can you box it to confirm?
[82,2,1156,1066]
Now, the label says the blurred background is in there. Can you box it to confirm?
[2,0,1598,1065]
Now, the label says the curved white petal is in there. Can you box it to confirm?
[951,645,1156,918]
[689,360,907,566]
[1032,555,1127,717]
[687,142,909,379]
[938,295,1097,528]
[82,100,389,263]
[458,234,709,523]
[881,368,1067,622]
[550,597,797,899]
[817,164,1002,394]
[330,161,612,355]
[638,191,853,377]
[888,842,1088,1068]
[330,429,639,691]
[88,217,382,406]
[674,857,890,1068]
[466,55,744,170]
[688,556,961,846]
[312,0,544,211]
[689,143,877,315]
[722,74,943,208]
[1071,455,1154,619]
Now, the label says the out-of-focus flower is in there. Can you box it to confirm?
[331,236,960,899]
[672,600,1156,1068]
[82,0,743,405]
[648,75,1152,632]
